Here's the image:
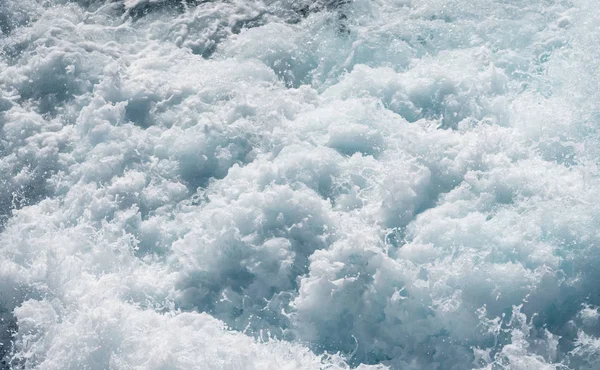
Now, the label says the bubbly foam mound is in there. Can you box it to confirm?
[2,0,600,369]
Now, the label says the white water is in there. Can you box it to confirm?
[1,0,600,369]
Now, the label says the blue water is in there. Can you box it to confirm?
[1,0,600,369]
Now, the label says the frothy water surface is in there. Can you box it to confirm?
[1,0,600,369]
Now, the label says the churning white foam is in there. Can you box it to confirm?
[1,0,600,369]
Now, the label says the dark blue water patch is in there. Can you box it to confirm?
[125,0,199,20]
[0,40,31,67]
[0,145,62,232]
[124,0,352,60]
[0,282,45,370]
[124,97,155,129]
[0,180,51,227]
[0,2,33,37]
[0,304,17,370]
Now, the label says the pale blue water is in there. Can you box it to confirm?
[1,1,600,369]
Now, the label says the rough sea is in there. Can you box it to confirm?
[1,0,600,369]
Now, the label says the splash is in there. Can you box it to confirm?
[1,0,600,369]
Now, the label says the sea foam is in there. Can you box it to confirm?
[1,0,600,369]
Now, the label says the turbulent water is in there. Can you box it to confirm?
[1,0,600,369]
